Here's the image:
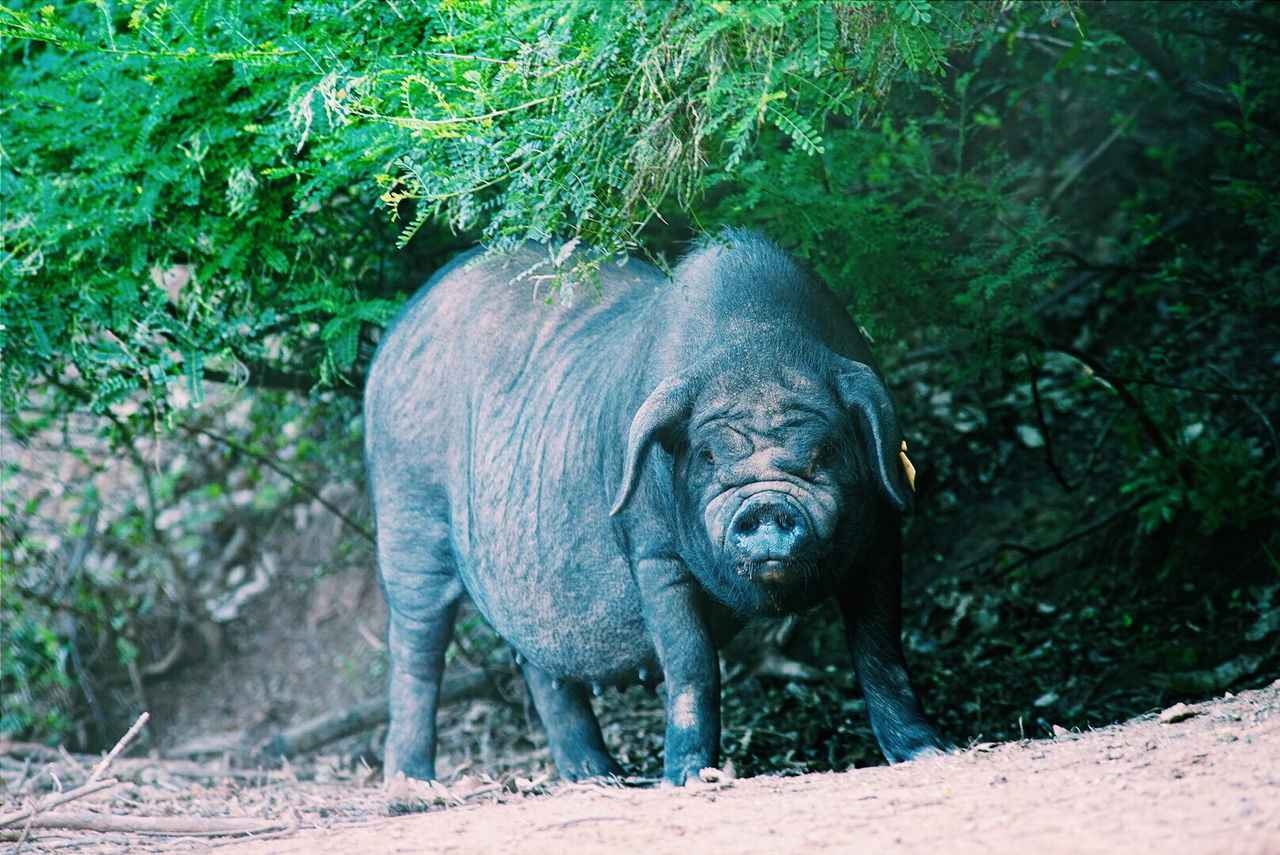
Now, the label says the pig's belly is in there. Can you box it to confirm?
[459,555,660,685]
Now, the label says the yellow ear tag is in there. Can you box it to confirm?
[899,440,916,492]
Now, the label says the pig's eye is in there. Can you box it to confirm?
[695,447,716,469]
[811,442,837,467]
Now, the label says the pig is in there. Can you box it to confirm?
[364,229,952,785]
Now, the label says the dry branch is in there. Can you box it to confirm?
[1,713,293,845]
[0,741,295,786]
[0,741,64,764]
[7,810,286,837]
[88,712,149,785]
[261,666,496,757]
[0,711,150,833]
[163,668,497,760]
[0,778,120,828]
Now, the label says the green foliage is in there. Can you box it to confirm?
[1,0,992,426]
[699,113,1057,356]
[0,596,74,741]
[2,0,424,422]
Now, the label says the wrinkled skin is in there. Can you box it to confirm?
[364,230,952,786]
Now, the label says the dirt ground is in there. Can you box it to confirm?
[6,397,1279,855]
[4,679,1278,855]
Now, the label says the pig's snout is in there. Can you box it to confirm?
[728,493,813,562]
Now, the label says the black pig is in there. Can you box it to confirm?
[364,230,951,785]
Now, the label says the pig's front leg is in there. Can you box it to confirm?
[633,555,720,785]
[839,526,953,763]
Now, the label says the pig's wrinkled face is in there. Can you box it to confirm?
[672,373,869,615]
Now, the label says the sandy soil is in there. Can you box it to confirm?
[6,679,1277,855]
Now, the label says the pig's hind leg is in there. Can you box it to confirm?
[375,486,466,782]
[521,662,624,780]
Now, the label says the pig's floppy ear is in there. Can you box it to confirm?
[834,360,914,514]
[609,371,696,516]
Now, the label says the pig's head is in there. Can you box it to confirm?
[610,357,913,616]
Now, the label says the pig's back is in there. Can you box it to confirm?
[364,246,663,682]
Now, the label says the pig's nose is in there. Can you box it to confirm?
[728,495,810,560]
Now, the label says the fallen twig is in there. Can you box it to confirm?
[0,741,63,764]
[260,667,496,758]
[5,810,286,837]
[88,712,149,785]
[0,778,121,828]
[0,711,149,832]
[1,742,294,785]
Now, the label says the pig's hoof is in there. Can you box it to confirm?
[880,725,957,764]
[898,739,958,763]
[697,765,734,783]
[907,744,953,760]
[384,772,453,816]
[559,754,625,782]
[669,765,735,789]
